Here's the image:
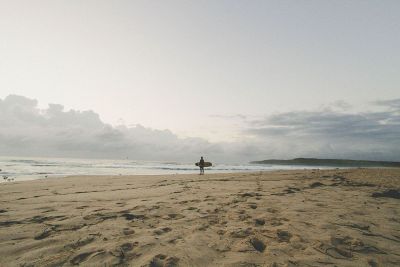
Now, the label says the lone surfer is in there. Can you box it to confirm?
[199,156,205,175]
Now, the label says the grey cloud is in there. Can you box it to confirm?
[1,95,399,163]
[0,95,230,162]
[246,103,400,161]
[329,100,352,110]
[261,111,398,139]
[374,99,400,110]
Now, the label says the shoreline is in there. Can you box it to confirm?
[0,166,379,184]
[1,168,399,266]
[1,156,370,183]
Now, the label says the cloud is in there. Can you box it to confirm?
[329,100,352,110]
[0,95,228,161]
[0,95,399,162]
[374,99,400,110]
[246,100,400,161]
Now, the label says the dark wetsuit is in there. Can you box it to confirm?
[199,158,205,175]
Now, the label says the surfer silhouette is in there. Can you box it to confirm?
[199,156,205,175]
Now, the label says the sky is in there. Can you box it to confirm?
[0,1,399,162]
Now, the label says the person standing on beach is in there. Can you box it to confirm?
[199,156,205,175]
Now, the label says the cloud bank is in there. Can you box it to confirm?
[247,102,400,161]
[0,95,399,162]
[0,95,223,161]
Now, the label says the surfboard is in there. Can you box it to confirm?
[195,162,212,167]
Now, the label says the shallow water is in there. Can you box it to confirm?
[0,156,333,182]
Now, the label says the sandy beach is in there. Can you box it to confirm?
[0,168,399,266]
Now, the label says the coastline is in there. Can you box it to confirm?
[0,156,351,183]
[1,169,399,266]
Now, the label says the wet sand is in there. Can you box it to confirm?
[0,168,399,266]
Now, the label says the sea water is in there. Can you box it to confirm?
[0,156,332,182]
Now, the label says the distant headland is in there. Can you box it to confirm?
[250,158,400,168]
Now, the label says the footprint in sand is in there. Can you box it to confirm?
[240,192,262,198]
[250,237,266,252]
[217,229,226,235]
[83,212,118,222]
[197,224,210,231]
[120,242,139,252]
[34,227,54,240]
[205,195,216,201]
[164,213,185,220]
[121,213,147,221]
[316,242,353,259]
[153,227,172,235]
[255,218,265,226]
[266,208,279,213]
[122,228,135,235]
[276,230,292,242]
[238,213,251,221]
[64,236,95,250]
[149,254,180,267]
[372,189,400,199]
[230,228,254,238]
[28,215,66,223]
[270,217,288,226]
[206,215,220,225]
[70,250,104,265]
[249,204,257,209]
[332,235,386,255]
[315,234,386,260]
[309,182,324,188]
[167,236,183,244]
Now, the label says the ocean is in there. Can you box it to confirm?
[0,157,331,182]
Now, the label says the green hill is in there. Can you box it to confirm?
[250,158,400,167]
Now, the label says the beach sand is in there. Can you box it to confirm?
[0,168,399,266]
